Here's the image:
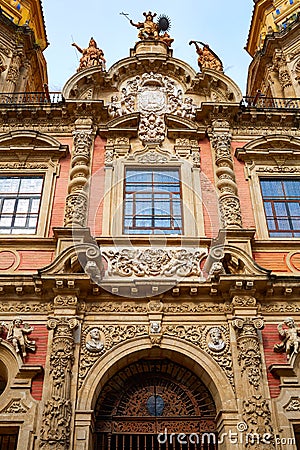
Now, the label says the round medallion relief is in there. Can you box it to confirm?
[0,250,20,271]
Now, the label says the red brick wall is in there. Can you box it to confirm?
[253,252,290,272]
[262,324,288,398]
[232,142,255,229]
[17,250,54,272]
[88,136,106,236]
[200,138,219,238]
[26,325,48,401]
[48,138,72,235]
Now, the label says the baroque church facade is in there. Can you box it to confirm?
[0,1,300,449]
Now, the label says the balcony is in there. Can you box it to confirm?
[0,91,63,105]
[242,96,300,110]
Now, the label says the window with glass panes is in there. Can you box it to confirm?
[260,178,300,237]
[0,176,43,234]
[124,169,182,234]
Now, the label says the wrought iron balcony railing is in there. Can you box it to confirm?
[0,91,63,105]
[243,96,300,110]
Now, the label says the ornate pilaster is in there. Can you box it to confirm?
[273,51,296,98]
[4,51,22,93]
[40,316,79,450]
[232,316,264,390]
[232,316,275,448]
[210,123,242,228]
[64,120,94,227]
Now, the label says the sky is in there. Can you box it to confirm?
[42,1,254,95]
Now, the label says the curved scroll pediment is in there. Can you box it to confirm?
[222,245,271,276]
[0,130,68,153]
[236,135,300,161]
[38,243,101,276]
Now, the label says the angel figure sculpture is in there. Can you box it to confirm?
[274,317,300,361]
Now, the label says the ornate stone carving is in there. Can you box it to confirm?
[54,295,78,307]
[5,318,36,358]
[219,196,243,228]
[79,325,148,387]
[64,192,88,227]
[243,395,275,448]
[40,317,79,450]
[85,327,105,353]
[164,302,232,313]
[87,302,148,313]
[163,324,234,386]
[102,248,207,279]
[147,300,164,313]
[72,38,105,72]
[0,162,49,169]
[232,317,264,389]
[136,149,169,164]
[138,113,165,143]
[189,41,223,72]
[274,317,300,361]
[107,72,196,145]
[73,130,93,160]
[260,303,300,313]
[206,327,225,352]
[6,52,22,86]
[210,130,242,228]
[64,128,93,227]
[0,302,52,313]
[232,296,257,307]
[285,398,300,412]
[0,399,28,414]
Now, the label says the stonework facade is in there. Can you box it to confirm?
[1,2,300,449]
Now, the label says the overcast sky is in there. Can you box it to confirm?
[42,1,253,94]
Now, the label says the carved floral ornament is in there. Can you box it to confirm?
[79,323,234,388]
[107,73,197,144]
[40,317,79,450]
[232,317,264,390]
[101,247,207,279]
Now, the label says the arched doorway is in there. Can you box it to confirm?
[95,358,218,449]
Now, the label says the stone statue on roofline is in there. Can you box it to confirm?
[189,40,223,72]
[72,37,106,72]
[126,11,174,47]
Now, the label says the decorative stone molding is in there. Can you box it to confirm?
[163,324,234,386]
[40,317,79,450]
[232,317,264,389]
[101,248,207,279]
[261,303,300,313]
[285,398,300,412]
[107,72,197,144]
[243,395,275,448]
[53,295,78,307]
[64,125,94,227]
[79,324,148,387]
[0,399,28,414]
[210,129,242,228]
[0,302,53,313]
[232,295,257,307]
